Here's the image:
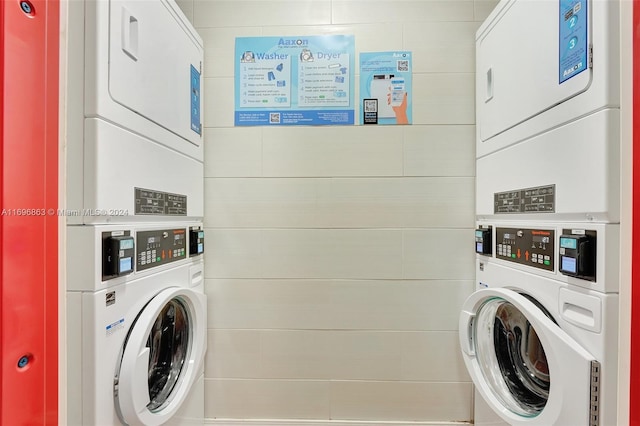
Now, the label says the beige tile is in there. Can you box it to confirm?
[330,332,403,380]
[261,229,403,279]
[260,330,333,379]
[262,126,403,177]
[199,27,262,78]
[205,379,331,419]
[205,329,261,378]
[316,177,475,228]
[203,229,262,278]
[203,77,234,128]
[328,280,474,331]
[475,0,501,22]
[193,0,332,28]
[203,127,262,178]
[330,381,472,421]
[401,332,471,381]
[403,229,475,279]
[205,279,332,329]
[332,0,474,24]
[404,125,475,177]
[412,73,475,125]
[205,178,319,228]
[405,22,479,73]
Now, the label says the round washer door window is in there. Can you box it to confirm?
[147,298,190,411]
[474,297,550,417]
[116,287,206,426]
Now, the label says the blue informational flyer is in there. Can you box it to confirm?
[359,51,412,125]
[234,35,355,126]
[559,0,588,83]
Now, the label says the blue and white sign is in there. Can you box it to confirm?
[235,35,355,126]
[559,0,588,84]
[359,51,412,125]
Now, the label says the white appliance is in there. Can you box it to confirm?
[66,0,204,224]
[475,0,620,223]
[466,1,622,424]
[463,221,619,425]
[67,222,207,426]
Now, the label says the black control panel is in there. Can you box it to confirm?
[102,231,135,280]
[559,229,596,281]
[496,227,554,271]
[475,226,492,256]
[136,228,187,271]
[190,227,205,257]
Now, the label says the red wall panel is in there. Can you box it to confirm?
[1,0,59,424]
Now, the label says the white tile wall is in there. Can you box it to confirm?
[180,0,481,422]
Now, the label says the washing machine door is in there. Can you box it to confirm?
[115,287,206,426]
[459,288,598,426]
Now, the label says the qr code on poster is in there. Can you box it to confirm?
[397,60,409,72]
[364,99,378,113]
[269,113,281,124]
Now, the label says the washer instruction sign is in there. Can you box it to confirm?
[235,35,355,126]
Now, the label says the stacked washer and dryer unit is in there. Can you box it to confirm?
[459,0,620,425]
[66,1,207,425]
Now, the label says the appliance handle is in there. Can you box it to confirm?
[458,310,476,356]
[121,7,139,61]
[485,67,494,102]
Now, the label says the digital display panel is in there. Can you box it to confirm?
[503,233,514,239]
[561,256,577,273]
[475,230,484,238]
[533,235,550,244]
[148,237,157,244]
[198,231,204,239]
[560,237,578,249]
[120,257,133,272]
[119,239,134,250]
[476,242,483,252]
[198,243,204,254]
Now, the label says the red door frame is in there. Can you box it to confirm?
[1,0,59,424]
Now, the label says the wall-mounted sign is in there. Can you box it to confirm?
[234,35,355,126]
[359,51,412,125]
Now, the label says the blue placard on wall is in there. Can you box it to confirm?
[234,35,355,126]
[559,0,588,83]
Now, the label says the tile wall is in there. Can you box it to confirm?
[177,0,499,423]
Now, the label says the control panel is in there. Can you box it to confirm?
[102,231,135,280]
[136,228,187,271]
[190,227,205,257]
[496,227,554,271]
[559,229,596,281]
[475,226,492,256]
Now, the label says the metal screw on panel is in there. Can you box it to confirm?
[20,1,34,15]
[17,355,29,368]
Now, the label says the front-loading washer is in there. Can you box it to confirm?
[65,0,204,224]
[66,222,207,425]
[463,221,619,425]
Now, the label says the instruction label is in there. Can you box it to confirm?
[559,0,588,83]
[235,35,355,126]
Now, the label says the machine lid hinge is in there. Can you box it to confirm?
[588,44,593,69]
[590,360,600,426]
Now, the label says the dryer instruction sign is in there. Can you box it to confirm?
[559,0,588,83]
[234,35,355,126]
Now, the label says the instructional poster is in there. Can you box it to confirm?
[359,51,412,125]
[559,0,588,83]
[235,35,355,126]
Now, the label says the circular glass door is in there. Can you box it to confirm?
[115,286,206,426]
[147,298,190,411]
[474,297,551,417]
